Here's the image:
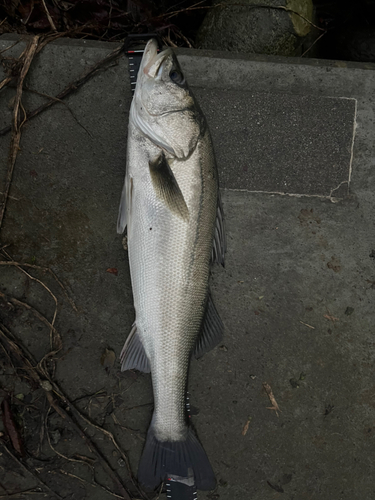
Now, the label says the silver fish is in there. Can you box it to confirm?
[117,39,225,491]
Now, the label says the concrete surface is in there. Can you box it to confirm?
[0,35,375,500]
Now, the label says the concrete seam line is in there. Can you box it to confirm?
[223,187,347,203]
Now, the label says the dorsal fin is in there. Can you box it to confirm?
[212,191,226,266]
[194,293,223,358]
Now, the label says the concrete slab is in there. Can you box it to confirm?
[195,89,355,195]
[0,35,375,500]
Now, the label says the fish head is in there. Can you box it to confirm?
[131,39,204,159]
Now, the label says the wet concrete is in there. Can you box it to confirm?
[0,35,374,500]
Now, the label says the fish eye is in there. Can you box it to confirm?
[169,69,185,85]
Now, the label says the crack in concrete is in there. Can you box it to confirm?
[348,98,358,185]
[225,184,349,203]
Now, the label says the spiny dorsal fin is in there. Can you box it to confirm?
[149,152,189,221]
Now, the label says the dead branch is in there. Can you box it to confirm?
[58,469,125,499]
[0,43,124,138]
[1,250,58,349]
[0,326,132,500]
[0,40,20,56]
[62,399,145,499]
[41,0,57,31]
[23,86,93,137]
[0,76,12,91]
[0,258,78,312]
[0,35,40,234]
[0,444,63,500]
[0,291,62,350]
[0,490,44,498]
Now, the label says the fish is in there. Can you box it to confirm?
[117,39,226,492]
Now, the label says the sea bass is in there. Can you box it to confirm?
[117,39,225,491]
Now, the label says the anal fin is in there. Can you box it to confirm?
[194,293,223,359]
[120,324,151,373]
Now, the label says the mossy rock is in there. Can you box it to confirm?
[196,0,315,57]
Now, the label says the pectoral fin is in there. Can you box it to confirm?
[149,152,189,221]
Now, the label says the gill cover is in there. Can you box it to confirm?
[130,39,204,159]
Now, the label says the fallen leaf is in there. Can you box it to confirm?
[242,417,252,436]
[263,382,281,417]
[106,268,118,276]
[101,348,116,369]
[323,314,339,322]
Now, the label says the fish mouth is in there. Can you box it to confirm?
[142,39,172,79]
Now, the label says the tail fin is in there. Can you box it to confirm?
[138,426,216,491]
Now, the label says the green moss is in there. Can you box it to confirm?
[287,0,313,37]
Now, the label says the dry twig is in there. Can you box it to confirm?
[0,259,78,312]
[301,30,327,57]
[0,35,40,233]
[241,417,252,436]
[0,490,43,498]
[58,469,125,499]
[323,313,339,322]
[299,320,315,329]
[1,250,58,349]
[0,291,61,349]
[0,444,63,500]
[0,76,12,91]
[24,86,93,137]
[0,326,132,500]
[0,40,20,55]
[69,404,145,498]
[0,43,124,137]
[41,0,57,31]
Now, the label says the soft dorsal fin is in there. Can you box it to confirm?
[149,152,189,221]
[212,191,226,266]
[194,293,224,359]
